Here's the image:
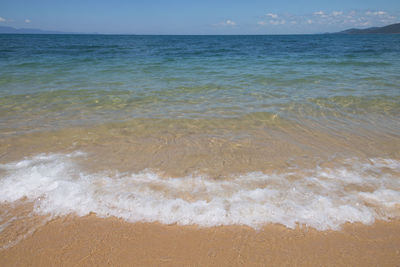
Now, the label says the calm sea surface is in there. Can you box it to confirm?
[0,34,399,245]
[1,34,399,133]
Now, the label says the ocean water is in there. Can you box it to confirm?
[0,34,400,247]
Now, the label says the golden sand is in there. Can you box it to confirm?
[1,119,399,266]
[1,118,399,178]
[0,215,399,266]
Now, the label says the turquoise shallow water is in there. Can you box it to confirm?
[0,34,399,135]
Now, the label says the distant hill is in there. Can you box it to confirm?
[336,23,400,34]
[0,26,71,34]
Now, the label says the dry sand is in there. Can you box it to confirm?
[1,215,399,266]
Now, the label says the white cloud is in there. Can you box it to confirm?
[267,13,278,19]
[357,21,371,26]
[216,19,236,27]
[225,19,236,26]
[25,19,31,23]
[313,11,327,18]
[366,11,386,16]
[258,18,287,26]
[269,20,286,25]
[0,17,6,22]
[332,11,343,17]
[256,10,397,31]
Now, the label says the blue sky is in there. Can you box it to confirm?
[1,0,399,34]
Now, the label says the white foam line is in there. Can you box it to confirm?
[0,152,399,233]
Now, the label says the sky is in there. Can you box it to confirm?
[1,0,400,34]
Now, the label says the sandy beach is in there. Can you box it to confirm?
[1,215,399,266]
[1,118,400,266]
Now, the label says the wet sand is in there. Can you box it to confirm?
[1,118,399,178]
[1,119,400,266]
[1,215,399,266]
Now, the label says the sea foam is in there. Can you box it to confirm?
[0,152,399,232]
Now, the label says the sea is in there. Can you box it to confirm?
[0,34,399,248]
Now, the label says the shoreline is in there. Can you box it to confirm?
[1,215,399,266]
[1,34,400,266]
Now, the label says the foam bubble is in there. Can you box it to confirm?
[0,152,399,234]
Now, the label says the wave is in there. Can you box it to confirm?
[0,152,399,236]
